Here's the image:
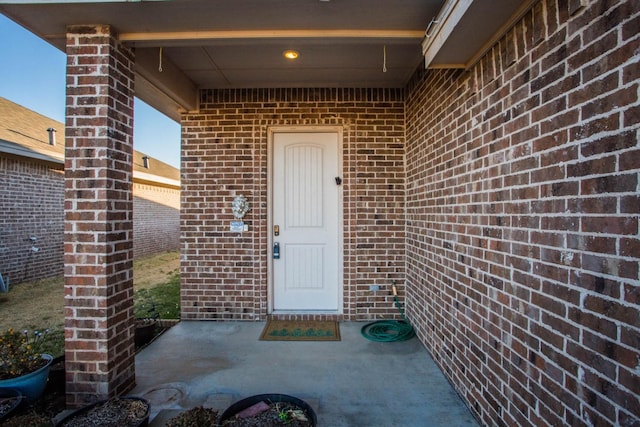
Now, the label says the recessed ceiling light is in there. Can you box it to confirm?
[283,50,299,60]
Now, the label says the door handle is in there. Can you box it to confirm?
[273,242,280,259]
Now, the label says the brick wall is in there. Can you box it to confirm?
[181,88,406,320]
[0,159,179,285]
[404,1,639,426]
[0,156,64,283]
[132,183,180,258]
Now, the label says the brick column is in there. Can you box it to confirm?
[64,25,136,406]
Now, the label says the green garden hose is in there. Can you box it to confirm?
[361,283,415,342]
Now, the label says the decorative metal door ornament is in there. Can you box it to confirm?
[232,194,250,219]
[230,194,251,232]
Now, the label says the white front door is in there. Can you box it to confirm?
[271,131,342,311]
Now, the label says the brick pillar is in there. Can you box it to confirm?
[64,25,136,406]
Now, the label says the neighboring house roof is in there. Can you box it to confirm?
[0,96,180,188]
[0,97,63,164]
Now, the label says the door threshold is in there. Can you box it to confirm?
[268,311,343,321]
[271,310,341,315]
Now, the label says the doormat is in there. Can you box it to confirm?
[259,319,341,341]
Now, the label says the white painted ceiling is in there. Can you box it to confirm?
[0,0,533,120]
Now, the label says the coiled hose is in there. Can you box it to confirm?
[361,282,415,342]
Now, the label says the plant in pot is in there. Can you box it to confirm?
[165,406,219,426]
[134,318,158,347]
[134,300,159,347]
[2,412,53,427]
[54,396,150,427]
[0,328,53,402]
[0,387,24,422]
[220,394,316,426]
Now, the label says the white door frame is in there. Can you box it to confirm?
[267,126,344,314]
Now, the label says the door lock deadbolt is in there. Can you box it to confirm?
[273,242,280,259]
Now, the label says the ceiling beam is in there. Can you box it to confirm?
[135,47,198,121]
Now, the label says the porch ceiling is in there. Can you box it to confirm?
[0,0,532,121]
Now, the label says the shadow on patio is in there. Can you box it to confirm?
[132,321,479,426]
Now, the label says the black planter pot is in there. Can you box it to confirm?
[220,393,317,426]
[135,319,158,347]
[45,356,66,395]
[54,396,150,427]
[0,388,23,423]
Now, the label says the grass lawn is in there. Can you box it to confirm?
[0,251,180,358]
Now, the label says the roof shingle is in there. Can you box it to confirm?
[0,96,180,186]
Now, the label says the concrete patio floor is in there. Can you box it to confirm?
[132,321,480,426]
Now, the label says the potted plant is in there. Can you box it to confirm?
[0,329,53,402]
[165,406,219,426]
[134,318,158,347]
[0,387,23,422]
[220,394,316,426]
[2,412,53,427]
[134,299,159,347]
[54,396,150,427]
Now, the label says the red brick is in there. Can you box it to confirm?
[580,173,637,195]
[402,1,639,425]
[64,24,136,405]
[584,295,639,328]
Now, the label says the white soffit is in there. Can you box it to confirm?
[422,0,537,69]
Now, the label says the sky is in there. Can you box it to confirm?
[0,14,181,169]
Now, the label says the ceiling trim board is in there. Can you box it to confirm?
[421,0,472,68]
[428,63,466,69]
[462,0,537,69]
[120,29,426,44]
[423,0,538,70]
